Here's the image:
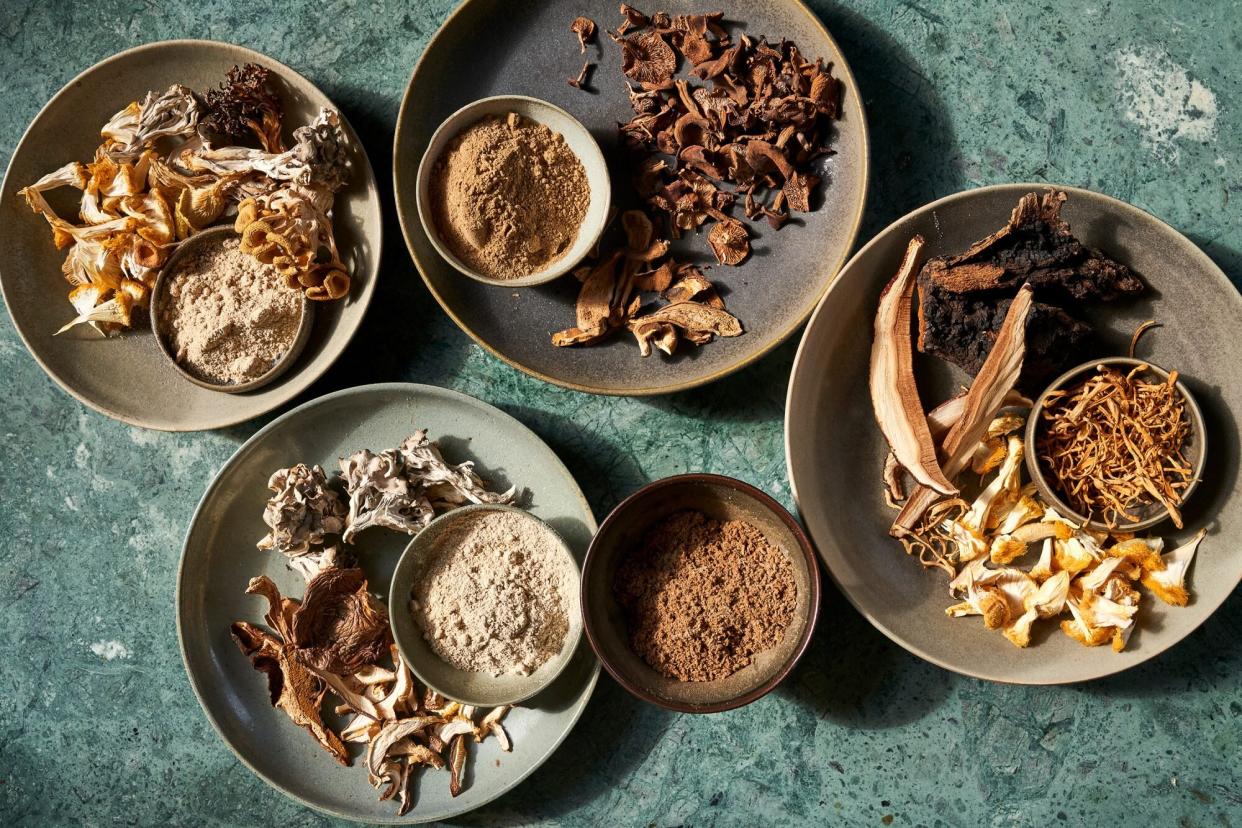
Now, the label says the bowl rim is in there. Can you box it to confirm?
[413,94,612,288]
[1024,355,1207,534]
[581,473,821,713]
[149,225,315,394]
[389,502,585,707]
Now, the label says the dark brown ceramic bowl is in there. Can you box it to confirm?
[1025,356,1206,534]
[581,474,820,713]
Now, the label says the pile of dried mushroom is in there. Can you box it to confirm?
[871,223,1205,652]
[19,64,352,336]
[235,430,518,815]
[555,5,841,358]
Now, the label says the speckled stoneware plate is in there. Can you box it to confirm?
[394,0,868,395]
[0,40,380,431]
[177,383,599,823]
[786,183,1242,685]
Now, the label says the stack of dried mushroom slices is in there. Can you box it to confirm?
[233,430,518,816]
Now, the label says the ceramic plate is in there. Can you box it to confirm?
[0,40,381,431]
[786,183,1242,684]
[394,0,868,395]
[177,383,599,823]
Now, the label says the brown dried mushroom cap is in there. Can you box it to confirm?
[706,216,749,265]
[620,31,678,87]
[291,567,391,675]
[570,16,596,52]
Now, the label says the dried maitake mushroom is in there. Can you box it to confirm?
[257,464,348,579]
[339,449,436,542]
[339,433,515,543]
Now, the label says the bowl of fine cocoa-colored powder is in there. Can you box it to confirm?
[415,95,611,287]
[582,474,821,713]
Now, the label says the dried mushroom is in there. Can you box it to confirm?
[870,236,957,497]
[291,567,391,675]
[339,449,434,542]
[201,63,285,151]
[340,432,515,543]
[570,16,596,53]
[257,463,347,563]
[230,576,348,764]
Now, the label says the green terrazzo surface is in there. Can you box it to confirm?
[1,1,1240,825]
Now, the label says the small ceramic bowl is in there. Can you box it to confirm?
[581,474,820,714]
[1025,357,1206,533]
[150,226,314,394]
[414,95,611,287]
[389,504,584,707]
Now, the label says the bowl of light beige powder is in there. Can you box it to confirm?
[151,226,313,393]
[415,95,611,287]
[390,503,583,707]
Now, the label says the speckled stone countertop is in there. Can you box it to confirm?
[1,1,1239,826]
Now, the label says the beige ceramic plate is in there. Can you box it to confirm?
[0,40,380,431]
[394,0,868,395]
[786,183,1242,684]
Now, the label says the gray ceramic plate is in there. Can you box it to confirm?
[786,183,1242,684]
[0,40,381,431]
[177,383,599,823]
[394,0,868,395]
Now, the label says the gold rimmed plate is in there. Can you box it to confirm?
[394,0,869,395]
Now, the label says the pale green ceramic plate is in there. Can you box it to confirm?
[786,183,1242,685]
[177,383,599,823]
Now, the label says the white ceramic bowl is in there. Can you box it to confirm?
[414,95,611,287]
[390,504,585,707]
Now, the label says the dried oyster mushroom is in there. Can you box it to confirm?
[257,463,347,560]
[339,449,434,542]
[291,567,391,675]
[101,85,202,161]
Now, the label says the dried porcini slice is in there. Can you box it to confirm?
[870,236,957,498]
[291,567,392,675]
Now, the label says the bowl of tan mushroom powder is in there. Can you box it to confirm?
[390,503,583,707]
[151,226,313,393]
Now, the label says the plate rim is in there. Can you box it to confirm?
[0,38,382,432]
[392,0,871,396]
[784,181,1242,685]
[175,381,601,823]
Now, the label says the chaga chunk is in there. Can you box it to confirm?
[917,190,1143,390]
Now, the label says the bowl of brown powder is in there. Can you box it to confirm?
[415,95,610,287]
[390,504,584,707]
[582,474,821,713]
[151,226,313,393]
